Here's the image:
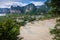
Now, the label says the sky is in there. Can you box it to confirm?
[0,0,46,8]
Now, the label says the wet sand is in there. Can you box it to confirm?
[20,19,56,40]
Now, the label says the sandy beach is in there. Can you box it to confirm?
[20,19,56,40]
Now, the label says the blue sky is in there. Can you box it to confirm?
[20,0,46,3]
[0,0,46,8]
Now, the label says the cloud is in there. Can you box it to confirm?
[0,0,45,8]
[30,0,46,2]
[0,0,20,2]
[30,1,44,6]
[0,1,28,8]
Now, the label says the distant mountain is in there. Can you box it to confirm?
[22,3,37,14]
[35,5,50,15]
[0,8,10,13]
[10,6,22,13]
[0,3,50,14]
[10,3,37,14]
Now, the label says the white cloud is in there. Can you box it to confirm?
[0,1,45,8]
[30,1,44,6]
[0,1,28,8]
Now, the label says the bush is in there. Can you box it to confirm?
[28,17,36,22]
[0,18,21,40]
[50,19,60,40]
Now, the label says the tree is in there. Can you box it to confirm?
[0,18,21,40]
[45,0,60,16]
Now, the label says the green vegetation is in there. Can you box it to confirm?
[0,18,22,40]
[46,0,60,40]
[0,0,60,40]
[45,0,60,17]
[0,14,37,40]
[50,19,60,40]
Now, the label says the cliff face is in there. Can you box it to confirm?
[23,3,37,13]
[0,3,49,14]
[10,6,21,13]
[9,3,37,14]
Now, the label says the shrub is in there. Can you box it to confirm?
[50,19,60,40]
[0,18,21,40]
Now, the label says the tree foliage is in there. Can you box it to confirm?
[45,0,60,16]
